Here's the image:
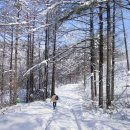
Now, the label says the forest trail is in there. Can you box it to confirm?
[0,84,87,130]
[44,84,85,130]
[0,84,129,130]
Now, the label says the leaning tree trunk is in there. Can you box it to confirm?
[106,0,111,108]
[99,2,104,108]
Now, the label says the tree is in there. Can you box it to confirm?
[9,25,14,104]
[90,5,95,101]
[1,29,6,105]
[106,0,111,108]
[44,11,49,99]
[99,2,104,108]
[111,0,116,101]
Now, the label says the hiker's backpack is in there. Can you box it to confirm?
[55,95,58,100]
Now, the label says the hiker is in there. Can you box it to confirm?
[29,93,33,102]
[50,94,58,109]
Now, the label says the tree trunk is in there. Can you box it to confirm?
[10,25,14,105]
[26,13,30,103]
[29,14,35,96]
[38,37,42,89]
[106,1,111,108]
[99,2,104,108]
[26,32,30,103]
[90,7,95,101]
[111,0,116,101]
[1,32,6,105]
[13,11,20,104]
[44,12,49,99]
[51,24,57,97]
[83,42,87,91]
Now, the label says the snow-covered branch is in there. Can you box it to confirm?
[0,70,15,74]
[0,21,28,26]
[23,60,48,77]
[29,24,50,32]
[23,39,88,78]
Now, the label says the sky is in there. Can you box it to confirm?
[117,10,130,53]
[124,11,130,49]
[0,0,4,8]
[0,0,130,51]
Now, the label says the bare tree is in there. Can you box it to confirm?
[1,31,6,105]
[10,25,14,104]
[99,2,104,108]
[106,0,111,108]
[111,0,116,101]
[44,12,49,99]
[90,6,95,101]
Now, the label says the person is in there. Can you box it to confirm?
[29,93,33,102]
[50,94,58,109]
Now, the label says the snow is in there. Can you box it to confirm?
[0,83,130,130]
[40,1,62,16]
[2,70,15,74]
[40,0,102,17]
[0,21,28,26]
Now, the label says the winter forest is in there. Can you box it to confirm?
[0,0,130,130]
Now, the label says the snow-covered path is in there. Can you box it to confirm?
[44,105,81,130]
[0,84,86,130]
[45,84,84,130]
[0,84,130,130]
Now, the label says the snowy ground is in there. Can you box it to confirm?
[0,84,130,130]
